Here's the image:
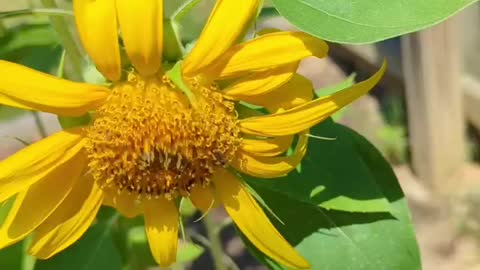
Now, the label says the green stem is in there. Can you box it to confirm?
[163,19,184,62]
[189,231,240,270]
[171,264,186,270]
[0,20,6,37]
[171,0,203,21]
[32,112,48,138]
[204,215,227,270]
[0,8,73,19]
[40,0,84,81]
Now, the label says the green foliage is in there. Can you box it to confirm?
[57,114,92,130]
[0,23,62,121]
[270,0,478,43]
[315,74,356,121]
[0,23,61,72]
[246,119,391,213]
[244,121,421,269]
[34,209,122,270]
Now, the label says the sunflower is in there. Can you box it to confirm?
[0,0,385,269]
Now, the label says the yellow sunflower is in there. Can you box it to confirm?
[0,0,385,269]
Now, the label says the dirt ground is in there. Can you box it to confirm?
[397,165,480,270]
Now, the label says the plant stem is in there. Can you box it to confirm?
[189,231,240,270]
[0,8,73,19]
[204,215,227,270]
[171,0,203,21]
[0,20,6,37]
[32,112,47,138]
[40,0,84,81]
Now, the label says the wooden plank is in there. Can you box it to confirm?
[401,19,465,193]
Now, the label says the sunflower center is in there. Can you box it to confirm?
[85,73,240,200]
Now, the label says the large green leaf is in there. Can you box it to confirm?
[245,119,391,213]
[0,23,61,72]
[0,199,23,270]
[270,0,478,44]
[34,209,122,270]
[0,23,61,121]
[244,123,421,269]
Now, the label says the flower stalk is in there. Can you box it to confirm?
[32,112,48,138]
[204,215,227,270]
[40,0,84,81]
[171,0,203,22]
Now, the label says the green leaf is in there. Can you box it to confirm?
[270,0,478,44]
[34,212,122,270]
[0,23,62,121]
[258,7,280,21]
[243,123,421,270]
[57,114,92,130]
[315,73,356,97]
[0,199,23,270]
[0,242,23,270]
[245,119,391,213]
[0,23,61,72]
[0,106,26,121]
[315,73,356,121]
[126,226,157,269]
[176,242,204,263]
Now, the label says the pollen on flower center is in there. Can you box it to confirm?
[84,72,241,200]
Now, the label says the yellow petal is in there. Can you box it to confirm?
[223,63,298,99]
[0,129,86,203]
[0,152,86,249]
[189,184,217,213]
[144,198,179,267]
[240,60,387,136]
[240,136,294,157]
[206,32,328,79]
[28,176,103,259]
[74,0,121,81]
[0,61,109,116]
[103,190,143,218]
[232,134,308,178]
[117,0,163,76]
[182,0,261,76]
[244,74,314,112]
[215,169,310,269]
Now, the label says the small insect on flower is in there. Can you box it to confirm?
[0,0,385,269]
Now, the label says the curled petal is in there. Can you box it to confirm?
[223,63,298,99]
[182,0,261,76]
[0,61,109,116]
[240,61,387,136]
[241,74,314,112]
[117,0,163,75]
[189,184,217,213]
[28,176,103,259]
[103,191,143,218]
[0,129,85,203]
[206,32,328,79]
[144,198,179,267]
[0,152,86,249]
[240,136,294,157]
[215,169,310,269]
[232,134,308,178]
[74,0,121,81]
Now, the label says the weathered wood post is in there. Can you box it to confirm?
[401,18,465,194]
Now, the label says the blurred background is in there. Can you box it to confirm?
[1,0,480,269]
